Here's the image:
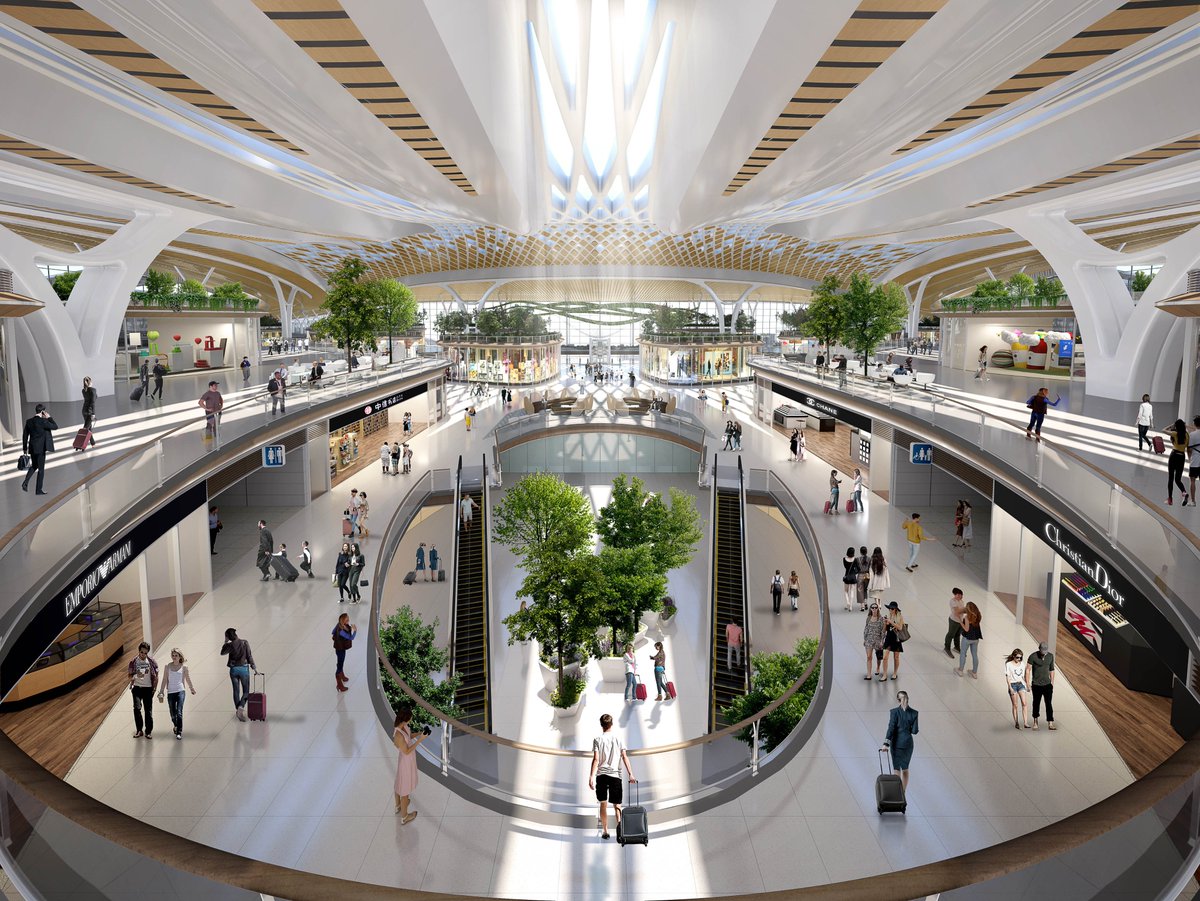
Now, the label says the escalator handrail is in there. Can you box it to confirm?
[708,453,721,731]
[736,459,751,694]
[447,455,463,680]
[480,452,492,732]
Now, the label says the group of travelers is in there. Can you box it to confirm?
[722,419,743,450]
[380,440,414,475]
[620,640,673,703]
[265,338,307,355]
[255,519,314,582]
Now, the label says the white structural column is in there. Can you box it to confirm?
[270,277,303,339]
[905,276,929,339]
[690,281,727,333]
[0,209,207,400]
[994,209,1200,401]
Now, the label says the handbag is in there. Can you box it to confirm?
[897,624,912,643]
[17,454,29,471]
[359,579,369,588]
[331,574,338,586]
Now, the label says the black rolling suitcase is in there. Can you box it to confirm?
[617,780,648,846]
[876,748,907,814]
[270,554,299,582]
[130,384,145,401]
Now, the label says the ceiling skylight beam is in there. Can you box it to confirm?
[626,21,674,188]
[527,23,575,190]
[583,0,618,189]
[622,0,656,107]
[543,0,580,109]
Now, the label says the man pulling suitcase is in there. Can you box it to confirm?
[588,713,638,841]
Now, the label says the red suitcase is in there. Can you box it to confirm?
[823,501,832,515]
[72,428,92,451]
[666,681,677,699]
[635,676,647,701]
[1153,435,1165,455]
[247,672,267,721]
[846,500,856,513]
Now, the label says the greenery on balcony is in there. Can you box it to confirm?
[435,304,558,341]
[940,273,1068,313]
[640,303,756,338]
[129,268,261,312]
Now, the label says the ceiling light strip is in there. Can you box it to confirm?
[897,0,1200,153]
[723,0,947,195]
[252,0,477,194]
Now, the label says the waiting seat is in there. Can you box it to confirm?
[628,388,640,399]
[522,395,535,414]
[664,395,677,414]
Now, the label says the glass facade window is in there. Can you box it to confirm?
[442,339,562,384]
[638,339,756,383]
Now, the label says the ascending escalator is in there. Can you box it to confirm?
[451,465,490,731]
[710,458,749,730]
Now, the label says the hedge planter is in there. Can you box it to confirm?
[552,694,584,721]
[598,655,626,684]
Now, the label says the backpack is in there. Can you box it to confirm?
[843,558,860,584]
[771,575,783,595]
[268,377,280,394]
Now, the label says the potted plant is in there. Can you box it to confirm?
[596,631,639,684]
[550,672,586,720]
[657,597,678,632]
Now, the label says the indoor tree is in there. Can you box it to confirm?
[50,269,81,302]
[778,305,809,334]
[434,310,474,336]
[491,471,597,564]
[372,278,419,363]
[1033,276,1062,305]
[211,281,255,311]
[1131,270,1154,294]
[839,273,908,374]
[804,275,846,353]
[308,256,380,367]
[722,637,821,753]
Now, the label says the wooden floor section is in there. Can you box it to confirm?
[994,592,1181,779]
[770,420,868,484]
[0,595,201,779]
[331,418,428,489]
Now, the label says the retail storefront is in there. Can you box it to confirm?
[940,312,1082,379]
[639,337,759,384]
[326,382,433,487]
[440,336,562,384]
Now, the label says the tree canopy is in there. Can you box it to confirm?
[50,270,81,302]
[804,275,847,349]
[378,605,463,728]
[373,278,419,361]
[840,273,908,373]
[491,472,596,567]
[309,256,382,365]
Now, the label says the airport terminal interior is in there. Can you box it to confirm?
[1,1,1200,899]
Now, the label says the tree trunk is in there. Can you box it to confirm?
[556,637,564,697]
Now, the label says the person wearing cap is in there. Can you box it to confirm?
[198,380,223,437]
[1026,643,1057,730]
[878,601,906,681]
[21,403,58,494]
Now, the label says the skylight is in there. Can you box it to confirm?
[622,0,656,105]
[626,21,674,185]
[528,23,575,186]
[543,0,579,109]
[583,0,617,187]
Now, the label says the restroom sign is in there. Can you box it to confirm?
[910,443,932,464]
[262,445,286,468]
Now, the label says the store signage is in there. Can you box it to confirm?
[769,382,872,433]
[3,482,207,696]
[1064,598,1103,653]
[261,445,286,468]
[328,381,428,432]
[910,443,933,464]
[993,482,1186,677]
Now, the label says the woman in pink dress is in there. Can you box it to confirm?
[394,705,429,823]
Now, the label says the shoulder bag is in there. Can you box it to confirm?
[897,623,912,643]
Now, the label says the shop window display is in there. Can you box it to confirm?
[639,339,756,384]
[441,339,562,384]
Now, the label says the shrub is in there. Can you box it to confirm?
[721,637,821,752]
[550,673,586,708]
[378,605,464,729]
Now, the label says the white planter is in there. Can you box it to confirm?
[538,648,583,691]
[658,612,677,633]
[597,655,626,684]
[552,695,583,720]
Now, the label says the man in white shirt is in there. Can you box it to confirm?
[1136,393,1154,452]
[1188,415,1200,502]
[588,713,637,840]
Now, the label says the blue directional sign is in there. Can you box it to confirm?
[262,445,286,468]
[910,443,933,465]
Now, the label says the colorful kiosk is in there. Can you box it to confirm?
[439,334,562,385]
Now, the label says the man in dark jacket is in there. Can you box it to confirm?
[256,519,274,581]
[150,360,166,399]
[21,404,57,494]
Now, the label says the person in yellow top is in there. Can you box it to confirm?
[1165,419,1190,507]
[902,512,935,572]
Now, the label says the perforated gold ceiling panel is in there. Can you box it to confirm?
[898,1,1200,153]
[266,222,930,283]
[0,0,303,152]
[724,0,947,195]
[253,0,476,194]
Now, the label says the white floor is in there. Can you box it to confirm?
[63,379,1134,898]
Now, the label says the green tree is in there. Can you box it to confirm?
[1007,272,1035,297]
[434,310,474,336]
[503,552,606,697]
[1131,270,1154,293]
[378,605,464,728]
[596,475,702,575]
[491,472,596,566]
[778,305,809,334]
[804,275,846,352]
[1033,276,1062,304]
[308,256,380,366]
[133,268,178,309]
[211,281,254,311]
[840,273,908,374]
[973,278,1009,298]
[372,278,418,363]
[50,270,81,302]
[721,637,821,752]
[593,544,667,650]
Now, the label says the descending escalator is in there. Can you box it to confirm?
[452,479,490,731]
[711,483,749,729]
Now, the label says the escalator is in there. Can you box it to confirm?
[710,456,750,730]
[450,457,491,731]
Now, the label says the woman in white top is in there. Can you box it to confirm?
[1004,648,1031,729]
[867,547,891,599]
[851,469,864,512]
[156,648,196,740]
[622,643,638,702]
[380,442,392,474]
[960,501,974,548]
[357,492,370,538]
[1136,393,1154,452]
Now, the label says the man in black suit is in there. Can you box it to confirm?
[21,403,57,494]
[256,519,274,581]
